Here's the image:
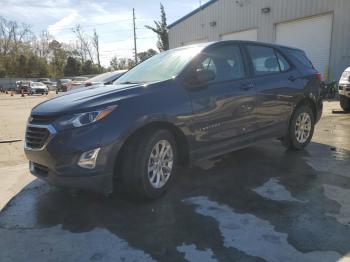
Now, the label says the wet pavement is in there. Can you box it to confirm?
[1,138,350,262]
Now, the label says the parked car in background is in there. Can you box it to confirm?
[339,67,350,112]
[50,82,57,91]
[85,70,127,87]
[28,82,48,95]
[16,81,31,94]
[37,78,52,88]
[67,77,89,91]
[2,83,16,93]
[25,41,323,199]
[57,79,71,92]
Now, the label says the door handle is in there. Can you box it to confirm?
[240,83,254,91]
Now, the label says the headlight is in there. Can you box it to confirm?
[58,105,117,129]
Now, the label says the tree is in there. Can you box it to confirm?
[64,56,81,76]
[0,65,5,77]
[82,60,94,75]
[18,54,28,76]
[110,56,119,70]
[145,3,169,51]
[49,40,67,77]
[92,29,101,68]
[72,25,94,63]
[137,49,157,63]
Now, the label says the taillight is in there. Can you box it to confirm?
[85,82,92,87]
[315,72,322,81]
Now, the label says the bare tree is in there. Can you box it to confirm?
[92,29,101,68]
[0,16,33,56]
[34,30,52,58]
[72,25,94,63]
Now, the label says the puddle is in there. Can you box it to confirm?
[304,147,350,178]
[253,178,307,203]
[304,157,350,178]
[323,184,350,226]
[0,226,155,262]
[184,196,341,262]
[177,244,217,262]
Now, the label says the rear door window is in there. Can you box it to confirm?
[247,45,291,76]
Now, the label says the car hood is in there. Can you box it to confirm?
[31,83,146,116]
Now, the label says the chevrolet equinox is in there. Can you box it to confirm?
[25,41,323,199]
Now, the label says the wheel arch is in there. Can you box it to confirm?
[294,97,317,121]
[114,120,190,178]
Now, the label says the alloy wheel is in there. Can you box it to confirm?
[147,140,174,189]
[295,112,312,143]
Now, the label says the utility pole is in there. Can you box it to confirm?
[132,8,138,65]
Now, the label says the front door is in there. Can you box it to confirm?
[187,44,257,146]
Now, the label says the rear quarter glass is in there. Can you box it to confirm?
[289,50,314,69]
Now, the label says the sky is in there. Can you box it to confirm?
[0,0,210,66]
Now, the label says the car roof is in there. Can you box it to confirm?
[174,40,303,53]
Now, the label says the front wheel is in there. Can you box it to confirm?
[340,95,350,112]
[281,104,315,150]
[120,129,177,199]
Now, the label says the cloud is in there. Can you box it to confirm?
[48,11,80,35]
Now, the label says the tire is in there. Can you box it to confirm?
[340,95,350,112]
[120,129,177,199]
[281,104,315,150]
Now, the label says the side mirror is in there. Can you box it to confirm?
[195,69,216,84]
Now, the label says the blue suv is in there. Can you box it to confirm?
[25,41,323,199]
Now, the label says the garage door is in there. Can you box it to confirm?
[276,14,333,80]
[221,29,258,41]
[184,38,208,46]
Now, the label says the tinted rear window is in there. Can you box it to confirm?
[289,50,314,69]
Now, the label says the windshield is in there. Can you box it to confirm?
[116,46,203,84]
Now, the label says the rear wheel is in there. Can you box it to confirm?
[340,95,350,112]
[281,104,315,150]
[120,129,177,199]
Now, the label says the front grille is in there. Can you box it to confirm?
[25,126,50,149]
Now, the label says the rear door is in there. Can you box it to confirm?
[245,44,301,130]
[187,44,257,145]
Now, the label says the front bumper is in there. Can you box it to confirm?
[29,161,113,193]
[31,89,47,94]
[24,123,121,194]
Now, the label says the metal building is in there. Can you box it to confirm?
[168,0,350,81]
